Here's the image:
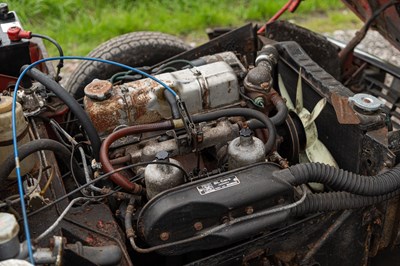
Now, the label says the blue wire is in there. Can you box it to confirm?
[12,56,179,264]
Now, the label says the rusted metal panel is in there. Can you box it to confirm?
[331,93,361,124]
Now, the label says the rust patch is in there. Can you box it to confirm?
[84,78,169,134]
[85,232,102,246]
[331,93,361,124]
[367,127,389,147]
[274,251,297,263]
[84,94,127,135]
[130,88,151,119]
[84,80,113,100]
[97,220,105,229]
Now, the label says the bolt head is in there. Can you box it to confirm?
[194,222,203,231]
[245,206,254,215]
[160,232,170,241]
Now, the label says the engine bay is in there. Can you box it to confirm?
[2,2,400,265]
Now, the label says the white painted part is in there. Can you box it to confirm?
[305,98,327,128]
[0,96,36,178]
[157,61,240,113]
[278,74,295,110]
[298,94,338,169]
[306,139,338,168]
[295,68,303,113]
[0,259,33,266]
[0,213,19,244]
[1,21,22,32]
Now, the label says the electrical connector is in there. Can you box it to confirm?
[7,26,31,42]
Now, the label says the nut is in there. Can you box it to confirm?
[221,216,230,223]
[160,232,170,241]
[245,206,254,215]
[194,222,203,231]
[84,79,113,101]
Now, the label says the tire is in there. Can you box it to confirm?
[66,31,190,98]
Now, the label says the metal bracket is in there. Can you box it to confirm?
[176,99,196,145]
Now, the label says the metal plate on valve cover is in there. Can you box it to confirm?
[196,176,240,195]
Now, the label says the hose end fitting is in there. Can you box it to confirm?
[255,45,279,66]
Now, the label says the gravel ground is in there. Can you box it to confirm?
[60,29,400,88]
[326,30,400,67]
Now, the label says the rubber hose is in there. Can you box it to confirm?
[247,94,288,127]
[22,66,101,161]
[100,121,174,193]
[31,33,64,74]
[192,108,276,154]
[276,163,400,196]
[0,139,85,183]
[291,190,399,216]
[164,89,180,119]
[270,94,288,125]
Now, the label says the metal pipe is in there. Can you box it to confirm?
[100,121,174,193]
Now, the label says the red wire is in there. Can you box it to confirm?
[257,0,301,35]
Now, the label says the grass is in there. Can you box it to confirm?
[7,0,360,56]
[295,9,362,32]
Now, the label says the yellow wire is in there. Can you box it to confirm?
[40,165,55,196]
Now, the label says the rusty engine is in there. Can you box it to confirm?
[2,1,400,265]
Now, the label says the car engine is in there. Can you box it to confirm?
[2,1,400,265]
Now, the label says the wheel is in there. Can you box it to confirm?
[66,31,190,98]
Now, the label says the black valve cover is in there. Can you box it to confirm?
[137,162,294,255]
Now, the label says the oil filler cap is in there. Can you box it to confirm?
[84,79,113,101]
[348,93,383,112]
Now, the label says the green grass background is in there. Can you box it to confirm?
[7,0,362,56]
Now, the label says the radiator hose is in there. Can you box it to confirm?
[275,163,400,196]
[290,190,399,216]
